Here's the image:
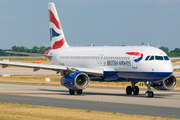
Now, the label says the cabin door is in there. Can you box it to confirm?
[132,49,143,69]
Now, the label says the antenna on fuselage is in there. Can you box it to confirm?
[157,44,159,48]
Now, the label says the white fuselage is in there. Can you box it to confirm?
[47,46,173,82]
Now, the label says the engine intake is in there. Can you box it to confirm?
[152,75,177,90]
[60,72,90,90]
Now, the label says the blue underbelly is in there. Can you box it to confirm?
[90,71,172,82]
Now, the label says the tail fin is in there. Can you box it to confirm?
[48,3,69,49]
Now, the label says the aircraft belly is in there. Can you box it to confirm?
[96,71,172,81]
[116,71,172,80]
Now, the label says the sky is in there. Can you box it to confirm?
[0,0,180,51]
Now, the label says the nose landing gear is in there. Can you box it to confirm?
[126,82,139,95]
[145,81,154,98]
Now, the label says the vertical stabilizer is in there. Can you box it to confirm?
[48,3,69,49]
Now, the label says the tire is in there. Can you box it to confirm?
[149,91,154,98]
[145,91,149,98]
[77,90,82,95]
[133,86,139,95]
[145,91,154,98]
[126,86,132,95]
[69,89,75,95]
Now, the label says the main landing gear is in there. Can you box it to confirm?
[126,81,154,98]
[145,81,154,98]
[126,82,139,95]
[69,89,83,95]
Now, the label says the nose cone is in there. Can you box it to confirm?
[153,60,173,73]
[147,61,173,80]
[162,61,173,73]
[157,61,173,79]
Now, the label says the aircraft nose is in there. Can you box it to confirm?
[161,61,173,77]
[159,60,173,72]
[157,62,173,79]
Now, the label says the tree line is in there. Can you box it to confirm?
[0,45,180,57]
[159,46,180,57]
[0,45,51,56]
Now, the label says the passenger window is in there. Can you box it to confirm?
[155,56,163,60]
[149,56,154,60]
[145,56,150,61]
[164,56,169,60]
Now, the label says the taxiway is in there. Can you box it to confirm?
[0,82,180,119]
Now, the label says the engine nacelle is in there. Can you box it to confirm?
[60,72,90,91]
[151,75,177,90]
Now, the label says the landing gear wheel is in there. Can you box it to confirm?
[77,90,82,95]
[133,86,139,95]
[145,91,154,98]
[69,89,75,95]
[126,86,133,95]
[145,81,154,98]
[145,91,149,98]
[149,91,154,98]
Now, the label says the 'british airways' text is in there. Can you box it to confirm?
[107,60,131,66]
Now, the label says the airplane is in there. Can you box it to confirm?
[0,2,180,98]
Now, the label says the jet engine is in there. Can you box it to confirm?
[60,71,90,91]
[151,75,177,90]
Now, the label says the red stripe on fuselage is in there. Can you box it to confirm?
[49,10,61,30]
[126,52,143,57]
[52,38,65,49]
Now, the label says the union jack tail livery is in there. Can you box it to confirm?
[48,3,69,49]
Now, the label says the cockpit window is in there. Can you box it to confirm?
[164,56,169,60]
[155,56,163,60]
[145,56,150,61]
[149,56,154,60]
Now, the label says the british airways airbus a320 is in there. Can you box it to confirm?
[1,3,180,98]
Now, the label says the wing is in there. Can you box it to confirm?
[173,65,180,70]
[5,51,52,57]
[0,61,103,76]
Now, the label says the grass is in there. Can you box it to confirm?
[173,61,180,65]
[0,102,179,120]
[173,61,180,72]
[0,57,50,64]
[0,76,61,85]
